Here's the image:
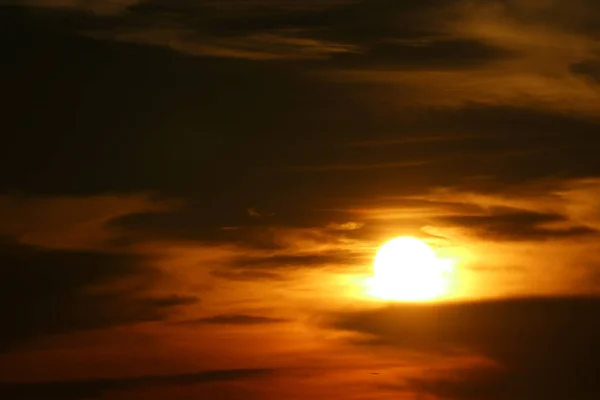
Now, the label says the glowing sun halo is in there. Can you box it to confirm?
[367,237,453,301]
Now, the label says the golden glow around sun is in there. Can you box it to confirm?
[367,237,454,301]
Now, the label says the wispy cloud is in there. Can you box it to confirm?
[177,314,287,325]
[2,0,141,14]
[0,368,275,399]
[288,161,427,172]
[93,27,361,60]
[0,194,173,250]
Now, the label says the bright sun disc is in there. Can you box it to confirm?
[367,237,453,301]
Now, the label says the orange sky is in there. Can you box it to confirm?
[2,1,600,399]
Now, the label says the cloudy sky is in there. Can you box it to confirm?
[2,0,600,398]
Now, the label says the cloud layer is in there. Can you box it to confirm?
[332,297,600,399]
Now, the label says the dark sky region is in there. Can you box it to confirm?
[2,0,600,399]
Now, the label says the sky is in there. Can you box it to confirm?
[2,0,600,399]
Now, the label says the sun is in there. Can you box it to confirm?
[366,237,453,302]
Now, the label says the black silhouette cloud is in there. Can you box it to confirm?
[0,236,197,351]
[0,368,274,399]
[332,297,600,400]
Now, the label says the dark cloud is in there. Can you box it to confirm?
[497,0,600,35]
[0,236,197,351]
[439,206,597,241]
[129,0,514,67]
[178,314,287,325]
[329,39,517,70]
[331,297,600,400]
[99,97,600,246]
[288,160,427,172]
[1,0,513,65]
[357,105,600,192]
[211,268,285,282]
[108,210,258,244]
[108,206,357,248]
[182,0,457,44]
[102,0,442,46]
[3,5,600,206]
[0,1,140,15]
[0,6,339,196]
[206,250,370,281]
[211,252,368,281]
[231,252,368,269]
[571,58,600,84]
[0,368,274,399]
[108,210,291,250]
